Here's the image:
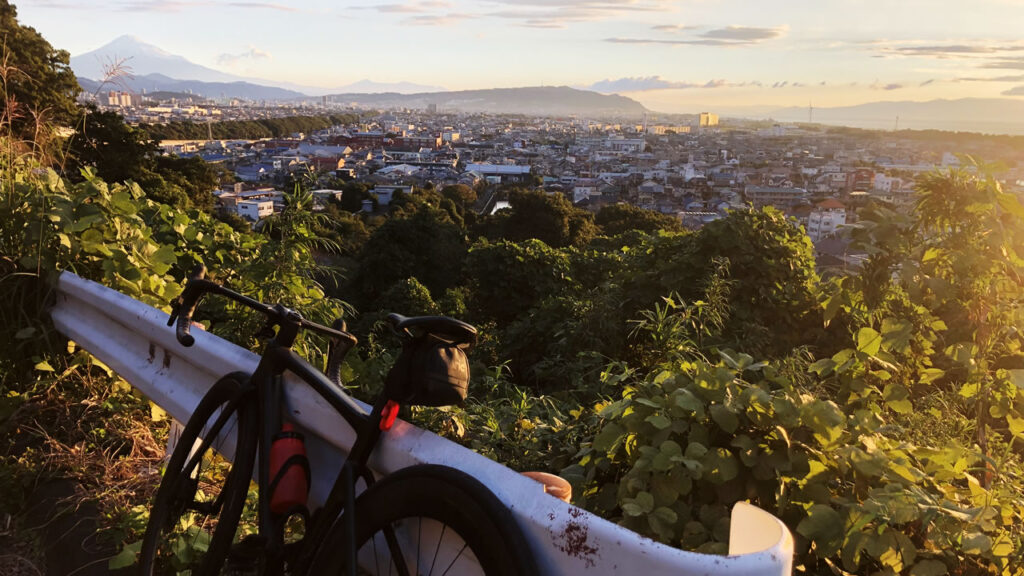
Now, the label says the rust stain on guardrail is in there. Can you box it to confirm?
[553,506,599,568]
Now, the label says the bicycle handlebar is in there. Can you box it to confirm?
[167,264,357,348]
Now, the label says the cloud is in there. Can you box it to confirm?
[117,1,202,12]
[225,2,298,11]
[888,44,1004,57]
[605,24,786,47]
[956,73,1024,82]
[651,24,697,32]
[700,26,786,42]
[586,76,755,92]
[588,76,699,92]
[772,81,788,88]
[484,0,674,28]
[217,46,272,67]
[919,79,936,86]
[981,58,1024,70]
[402,12,474,25]
[871,82,903,90]
[362,1,451,13]
[116,0,296,11]
[1003,85,1024,96]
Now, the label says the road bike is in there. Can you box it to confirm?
[138,266,538,576]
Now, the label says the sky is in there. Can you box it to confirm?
[16,0,1024,114]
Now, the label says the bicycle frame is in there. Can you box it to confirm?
[243,321,390,574]
[167,266,476,575]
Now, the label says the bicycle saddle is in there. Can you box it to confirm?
[386,313,477,345]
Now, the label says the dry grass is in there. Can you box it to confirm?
[0,360,172,562]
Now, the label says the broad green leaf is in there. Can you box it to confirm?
[592,423,625,453]
[710,405,739,434]
[808,358,835,376]
[1008,415,1024,437]
[991,534,1014,557]
[909,560,948,576]
[34,360,54,372]
[1008,369,1024,390]
[961,532,991,555]
[883,383,912,414]
[673,389,704,415]
[108,541,141,570]
[646,413,671,430]
[856,327,882,356]
[622,491,654,516]
[919,368,945,384]
[797,504,843,549]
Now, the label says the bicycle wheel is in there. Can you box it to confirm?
[138,372,259,576]
[312,464,539,576]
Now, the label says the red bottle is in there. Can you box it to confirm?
[268,422,309,516]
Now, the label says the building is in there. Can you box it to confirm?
[699,112,719,127]
[464,163,533,184]
[236,199,274,222]
[806,199,847,241]
[744,185,808,209]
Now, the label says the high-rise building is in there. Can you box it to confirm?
[699,112,719,127]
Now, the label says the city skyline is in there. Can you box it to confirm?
[18,0,1024,114]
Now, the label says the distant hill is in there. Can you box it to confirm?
[77,73,307,101]
[327,86,648,117]
[763,98,1024,135]
[337,79,445,94]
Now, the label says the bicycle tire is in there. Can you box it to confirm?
[311,464,539,576]
[138,372,259,576]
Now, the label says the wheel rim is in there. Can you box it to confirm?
[147,400,255,574]
[359,516,483,576]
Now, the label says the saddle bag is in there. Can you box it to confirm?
[384,333,470,407]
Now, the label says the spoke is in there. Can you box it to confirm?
[439,542,469,576]
[428,524,447,576]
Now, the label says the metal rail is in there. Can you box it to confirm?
[51,271,793,575]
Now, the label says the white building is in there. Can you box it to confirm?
[807,199,846,242]
[236,200,274,222]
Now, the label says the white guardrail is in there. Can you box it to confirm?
[51,272,793,576]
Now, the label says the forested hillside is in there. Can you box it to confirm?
[2,2,1024,574]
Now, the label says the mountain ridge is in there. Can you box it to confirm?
[70,36,442,97]
[325,86,648,116]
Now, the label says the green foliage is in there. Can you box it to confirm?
[139,113,358,141]
[464,239,573,327]
[0,0,80,140]
[66,106,226,210]
[489,188,597,248]
[353,205,467,304]
[565,170,1024,574]
[595,203,683,236]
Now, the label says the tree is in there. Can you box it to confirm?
[353,207,467,304]
[596,203,682,236]
[66,106,157,182]
[66,106,224,211]
[493,188,596,248]
[440,184,477,210]
[153,155,225,212]
[0,0,80,141]
[464,239,573,326]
